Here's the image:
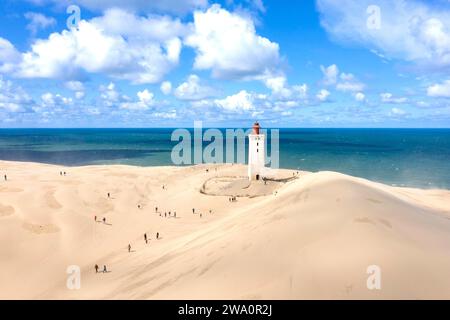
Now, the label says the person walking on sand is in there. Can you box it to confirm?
[103,265,107,273]
[155,206,158,213]
[95,264,99,273]
[192,208,195,214]
[144,233,147,244]
[156,232,159,239]
[107,192,110,198]
[164,212,167,218]
[174,211,176,218]
[94,215,97,222]
[128,244,131,252]
[4,174,7,181]
[103,217,106,224]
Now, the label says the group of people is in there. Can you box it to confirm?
[142,232,159,244]
[229,196,237,202]
[127,231,160,252]
[94,264,108,273]
[95,233,161,274]
[159,210,176,218]
[59,171,67,176]
[94,216,108,224]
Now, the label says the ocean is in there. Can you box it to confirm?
[0,128,449,189]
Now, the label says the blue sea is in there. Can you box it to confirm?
[0,128,449,189]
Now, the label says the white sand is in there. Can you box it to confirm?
[1,160,450,299]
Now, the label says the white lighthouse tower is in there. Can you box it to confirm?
[248,121,265,181]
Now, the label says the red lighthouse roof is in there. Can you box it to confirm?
[252,121,260,134]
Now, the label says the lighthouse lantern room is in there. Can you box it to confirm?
[248,121,265,181]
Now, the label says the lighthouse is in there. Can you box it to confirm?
[248,121,265,181]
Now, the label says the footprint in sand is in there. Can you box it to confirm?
[378,218,393,228]
[22,222,60,234]
[366,198,382,204]
[0,204,15,217]
[354,217,392,229]
[297,189,310,203]
[0,186,23,193]
[353,217,376,225]
[45,189,62,209]
[94,197,114,214]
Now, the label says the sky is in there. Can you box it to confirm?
[0,0,449,128]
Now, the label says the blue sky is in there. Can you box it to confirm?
[0,0,449,128]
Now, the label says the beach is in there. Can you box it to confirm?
[1,160,450,299]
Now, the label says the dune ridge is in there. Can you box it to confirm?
[1,160,450,299]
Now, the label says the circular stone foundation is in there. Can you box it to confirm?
[200,176,282,198]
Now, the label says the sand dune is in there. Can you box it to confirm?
[1,160,450,299]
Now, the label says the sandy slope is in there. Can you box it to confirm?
[1,160,450,299]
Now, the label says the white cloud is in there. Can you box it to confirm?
[11,9,185,84]
[160,81,172,95]
[120,89,155,110]
[65,81,84,91]
[354,92,366,102]
[292,84,308,98]
[0,38,21,73]
[273,100,299,110]
[190,99,212,108]
[100,82,125,107]
[75,91,85,99]
[90,9,188,43]
[214,90,255,112]
[390,107,406,116]
[263,75,309,103]
[24,12,56,35]
[336,73,365,92]
[316,89,330,101]
[317,0,450,70]
[264,75,292,98]
[153,110,178,119]
[427,80,450,98]
[174,74,216,100]
[320,64,365,92]
[185,4,281,80]
[40,92,73,107]
[380,92,408,104]
[62,0,208,15]
[320,64,338,85]
[0,76,33,112]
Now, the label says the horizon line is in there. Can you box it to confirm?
[1,127,450,130]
